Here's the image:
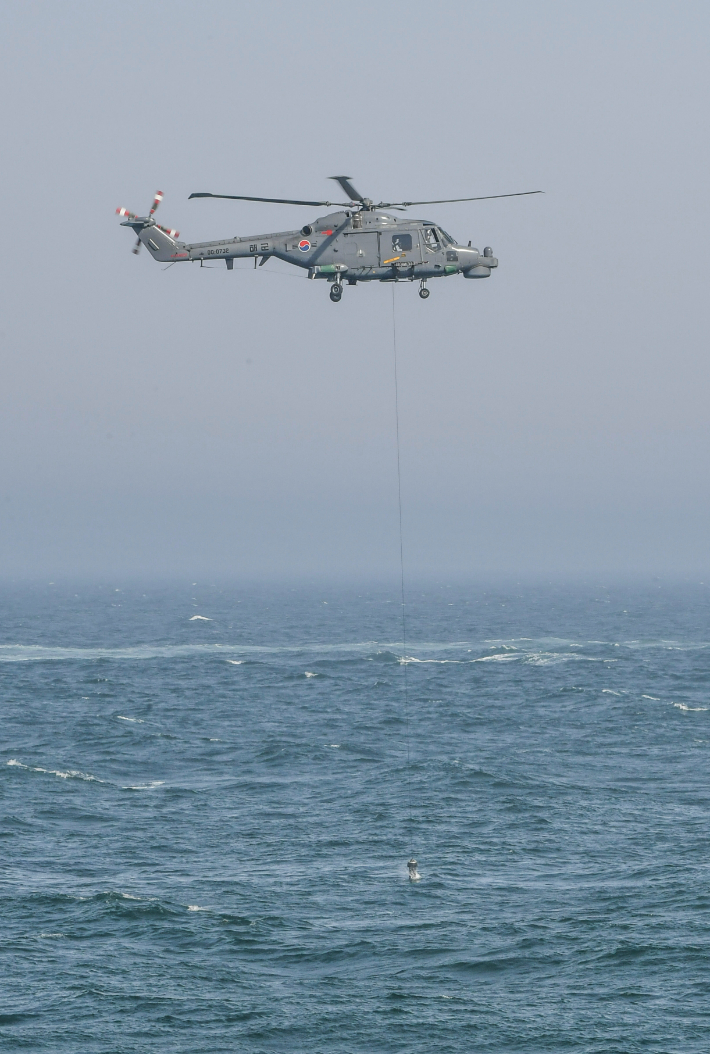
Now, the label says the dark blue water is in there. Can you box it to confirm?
[2,580,709,1052]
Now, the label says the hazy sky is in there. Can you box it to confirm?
[1,1,709,580]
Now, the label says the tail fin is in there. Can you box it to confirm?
[136,223,183,261]
[116,192,182,260]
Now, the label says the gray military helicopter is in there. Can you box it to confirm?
[117,177,541,302]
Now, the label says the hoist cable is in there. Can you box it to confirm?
[391,285,414,854]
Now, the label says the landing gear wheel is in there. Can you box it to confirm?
[419,286,430,299]
[329,284,342,302]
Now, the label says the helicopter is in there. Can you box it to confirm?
[117,177,542,302]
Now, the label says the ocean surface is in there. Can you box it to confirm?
[2,579,709,1053]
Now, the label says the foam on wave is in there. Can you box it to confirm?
[7,759,104,781]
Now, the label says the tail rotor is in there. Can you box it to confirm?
[116,191,179,255]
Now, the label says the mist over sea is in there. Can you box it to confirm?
[2,579,709,1052]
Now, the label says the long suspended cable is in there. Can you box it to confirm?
[391,286,417,877]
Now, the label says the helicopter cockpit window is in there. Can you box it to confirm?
[391,234,412,252]
[423,227,440,252]
[438,228,455,246]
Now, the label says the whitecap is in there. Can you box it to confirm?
[7,759,104,782]
[602,690,622,696]
[50,767,103,781]
[187,905,208,911]
[642,695,661,700]
[305,671,318,677]
[401,656,464,664]
[117,715,144,723]
[189,615,212,621]
[673,703,708,712]
[227,660,243,665]
[123,780,165,790]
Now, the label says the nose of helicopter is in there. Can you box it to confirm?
[460,244,497,277]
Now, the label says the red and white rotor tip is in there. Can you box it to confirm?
[150,191,164,215]
[116,206,137,219]
[157,224,180,238]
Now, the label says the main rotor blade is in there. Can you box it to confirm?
[329,175,364,202]
[189,192,349,207]
[378,190,544,207]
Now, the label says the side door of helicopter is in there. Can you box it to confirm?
[379,230,423,270]
[340,231,379,271]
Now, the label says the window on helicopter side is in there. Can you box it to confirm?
[391,233,412,252]
[423,227,440,252]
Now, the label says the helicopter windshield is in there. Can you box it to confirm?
[438,228,455,245]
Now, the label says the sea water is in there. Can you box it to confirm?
[2,579,709,1053]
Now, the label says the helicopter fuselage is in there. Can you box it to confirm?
[125,209,498,284]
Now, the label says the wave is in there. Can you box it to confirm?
[7,759,169,789]
[76,891,180,920]
[0,642,397,663]
[0,643,247,663]
[7,759,105,782]
[0,636,707,668]
[402,656,467,665]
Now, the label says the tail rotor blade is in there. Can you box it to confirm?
[149,190,163,216]
[132,237,142,255]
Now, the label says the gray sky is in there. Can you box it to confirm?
[1,1,709,580]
